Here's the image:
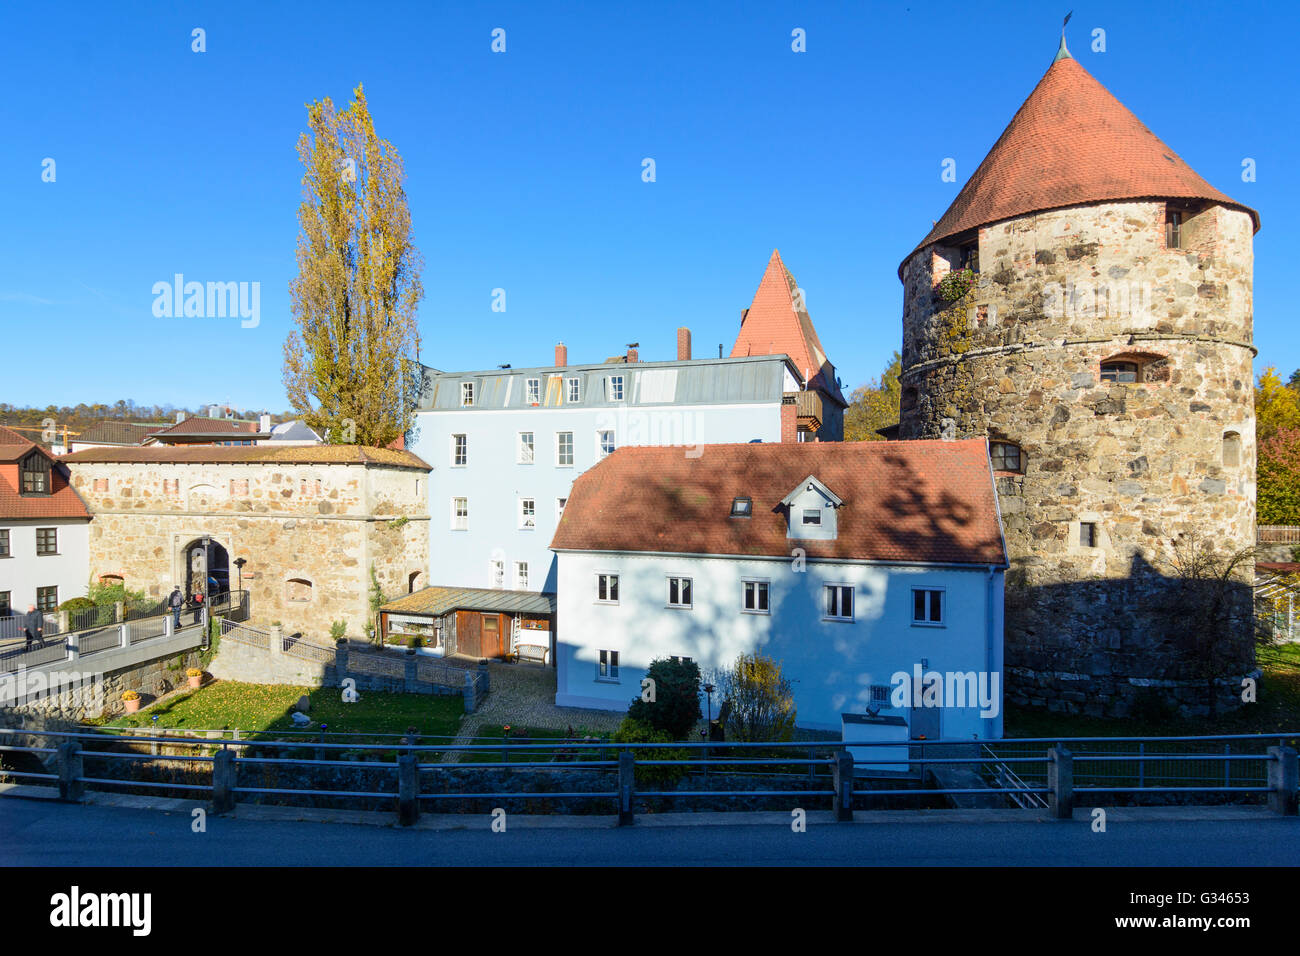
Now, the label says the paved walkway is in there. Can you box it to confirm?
[443,662,625,761]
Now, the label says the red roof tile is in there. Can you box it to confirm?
[61,444,430,470]
[551,439,1006,566]
[730,250,847,407]
[0,435,91,521]
[901,50,1259,275]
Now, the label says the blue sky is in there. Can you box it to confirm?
[2,0,1294,413]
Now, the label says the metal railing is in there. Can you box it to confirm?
[220,618,269,649]
[1,729,1295,826]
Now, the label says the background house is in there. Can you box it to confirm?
[550,439,1007,737]
[0,425,91,631]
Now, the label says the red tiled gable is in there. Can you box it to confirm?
[551,439,1006,566]
[0,434,91,521]
[151,417,257,436]
[901,50,1259,276]
[730,250,847,407]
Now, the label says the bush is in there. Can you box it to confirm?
[59,597,95,612]
[613,717,689,787]
[714,653,796,742]
[329,620,348,641]
[626,657,701,740]
[936,267,977,303]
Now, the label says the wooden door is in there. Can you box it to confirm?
[481,614,502,658]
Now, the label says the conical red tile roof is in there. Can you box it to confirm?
[731,249,847,406]
[901,47,1258,275]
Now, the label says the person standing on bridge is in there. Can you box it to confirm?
[168,586,184,629]
[22,604,43,651]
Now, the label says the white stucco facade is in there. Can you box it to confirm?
[0,519,91,615]
[554,550,1004,738]
[411,356,800,594]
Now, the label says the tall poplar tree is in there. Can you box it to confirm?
[283,84,424,447]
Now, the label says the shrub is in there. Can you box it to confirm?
[329,620,348,641]
[59,597,95,612]
[714,653,797,742]
[936,267,977,303]
[613,717,689,787]
[625,657,701,740]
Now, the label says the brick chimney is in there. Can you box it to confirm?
[677,327,691,361]
[626,346,639,364]
[780,395,798,443]
[555,342,567,367]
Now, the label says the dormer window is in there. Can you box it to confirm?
[782,475,842,540]
[608,375,624,402]
[20,452,51,495]
[730,497,752,518]
[460,381,475,406]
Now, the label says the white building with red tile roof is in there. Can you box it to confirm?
[549,439,1007,737]
[0,425,91,623]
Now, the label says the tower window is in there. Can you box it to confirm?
[1165,208,1183,249]
[958,241,979,274]
[1100,361,1140,384]
[1080,522,1098,548]
[990,441,1024,473]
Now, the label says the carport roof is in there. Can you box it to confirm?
[381,586,556,618]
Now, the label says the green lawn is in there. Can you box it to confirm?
[103,681,464,741]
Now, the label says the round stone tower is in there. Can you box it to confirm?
[898,39,1259,717]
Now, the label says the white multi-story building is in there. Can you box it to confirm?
[0,426,91,630]
[408,250,848,603]
[550,439,1007,737]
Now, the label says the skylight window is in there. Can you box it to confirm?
[730,497,752,518]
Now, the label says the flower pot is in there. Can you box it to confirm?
[188,675,202,690]
[124,698,140,714]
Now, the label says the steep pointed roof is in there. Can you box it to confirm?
[731,250,847,406]
[901,43,1259,274]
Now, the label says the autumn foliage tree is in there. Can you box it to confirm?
[283,84,424,448]
[844,351,902,441]
[1255,366,1300,444]
[1259,428,1300,525]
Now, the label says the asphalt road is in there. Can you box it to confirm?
[2,799,1298,866]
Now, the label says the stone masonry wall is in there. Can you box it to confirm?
[899,200,1256,717]
[70,459,430,644]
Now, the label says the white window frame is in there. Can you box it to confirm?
[597,649,620,682]
[595,572,619,605]
[526,378,540,404]
[911,587,945,627]
[461,381,474,407]
[451,497,468,531]
[742,579,770,615]
[666,575,693,609]
[823,584,854,622]
[608,375,624,402]
[515,561,529,589]
[556,431,574,467]
[566,377,580,403]
[452,433,468,467]
[556,497,568,521]
[518,497,536,530]
[517,431,535,464]
[489,559,505,589]
[597,429,616,460]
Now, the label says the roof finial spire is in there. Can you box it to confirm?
[1055,10,1073,62]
